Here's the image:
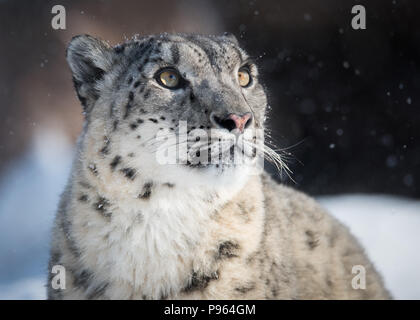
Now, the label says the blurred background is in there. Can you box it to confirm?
[0,0,419,299]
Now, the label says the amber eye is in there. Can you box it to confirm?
[156,68,182,89]
[238,68,251,87]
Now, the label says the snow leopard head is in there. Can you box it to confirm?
[66,33,268,188]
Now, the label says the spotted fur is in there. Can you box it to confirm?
[48,33,390,300]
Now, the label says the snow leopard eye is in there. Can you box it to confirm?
[155,68,185,89]
[238,67,252,87]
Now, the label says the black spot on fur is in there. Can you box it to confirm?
[271,284,279,298]
[235,282,256,294]
[120,168,136,180]
[183,271,219,293]
[49,251,61,271]
[149,118,158,123]
[88,163,98,175]
[150,57,164,64]
[94,197,112,218]
[72,269,92,289]
[127,76,133,84]
[70,268,109,299]
[160,116,166,121]
[100,137,110,155]
[110,155,121,170]
[138,58,149,72]
[305,230,319,250]
[163,183,174,188]
[87,282,109,300]
[137,118,144,124]
[134,39,153,63]
[217,241,240,259]
[114,44,125,54]
[171,44,180,64]
[124,103,133,119]
[130,123,138,130]
[138,182,153,199]
[78,194,88,202]
[144,89,150,99]
[134,80,140,88]
[113,120,119,131]
[128,91,134,101]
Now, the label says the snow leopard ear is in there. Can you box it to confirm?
[221,32,239,46]
[66,34,114,114]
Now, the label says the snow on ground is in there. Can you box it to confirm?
[319,195,420,299]
[0,276,46,300]
[0,129,73,300]
[0,129,418,299]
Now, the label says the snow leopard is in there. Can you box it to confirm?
[47,33,390,299]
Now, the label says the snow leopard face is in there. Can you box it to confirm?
[67,33,267,188]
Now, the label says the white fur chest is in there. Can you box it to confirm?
[69,129,254,299]
[70,180,233,299]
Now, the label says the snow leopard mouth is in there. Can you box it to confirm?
[153,126,261,170]
[183,139,258,170]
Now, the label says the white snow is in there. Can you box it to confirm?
[0,128,73,300]
[0,129,419,299]
[319,195,420,299]
[0,276,46,300]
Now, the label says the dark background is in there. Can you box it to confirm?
[0,0,419,198]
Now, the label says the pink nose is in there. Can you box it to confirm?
[228,113,252,133]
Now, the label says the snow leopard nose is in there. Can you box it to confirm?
[211,112,253,133]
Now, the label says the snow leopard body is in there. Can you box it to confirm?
[47,33,390,299]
